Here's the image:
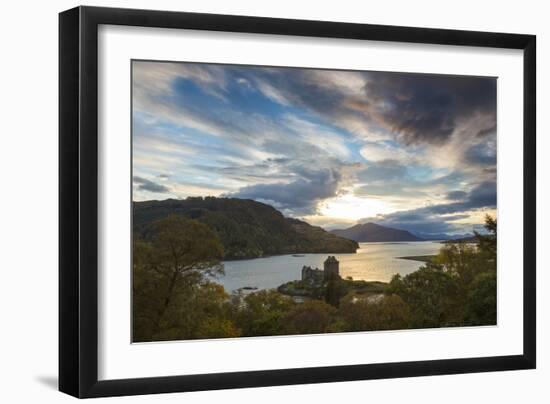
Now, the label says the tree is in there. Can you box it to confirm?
[475,214,497,271]
[233,290,296,337]
[387,215,498,329]
[429,215,497,285]
[387,268,461,328]
[464,270,497,326]
[463,215,497,325]
[132,215,227,341]
[339,294,411,331]
[431,242,483,286]
[152,282,240,341]
[283,300,336,335]
[324,279,347,307]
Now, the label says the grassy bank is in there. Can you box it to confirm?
[397,255,436,263]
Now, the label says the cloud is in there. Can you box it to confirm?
[234,67,496,150]
[133,64,355,169]
[476,124,497,138]
[464,140,497,167]
[362,72,496,145]
[133,62,496,175]
[355,159,408,182]
[415,181,496,215]
[446,190,468,201]
[133,176,170,193]
[359,141,419,163]
[230,160,352,215]
[466,181,497,208]
[361,181,496,235]
[352,161,468,208]
[133,61,229,100]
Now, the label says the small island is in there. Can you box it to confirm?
[278,256,387,306]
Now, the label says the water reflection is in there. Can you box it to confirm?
[216,241,443,292]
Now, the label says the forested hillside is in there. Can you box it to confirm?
[133,197,359,259]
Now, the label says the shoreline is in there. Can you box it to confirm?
[223,240,438,262]
[397,255,436,263]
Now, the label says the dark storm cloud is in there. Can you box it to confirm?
[219,66,378,140]
[231,165,345,214]
[466,181,497,207]
[363,73,497,145]
[464,142,497,167]
[362,181,496,235]
[419,181,496,215]
[133,176,170,193]
[226,66,496,148]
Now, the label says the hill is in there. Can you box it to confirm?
[330,222,424,242]
[133,197,359,259]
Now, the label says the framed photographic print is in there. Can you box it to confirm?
[59,6,536,398]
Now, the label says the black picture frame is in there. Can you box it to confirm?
[59,6,536,398]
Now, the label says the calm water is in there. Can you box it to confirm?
[214,241,443,292]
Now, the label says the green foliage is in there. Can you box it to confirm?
[475,214,497,271]
[152,282,239,341]
[341,279,387,294]
[283,300,337,335]
[232,290,296,337]
[149,214,224,276]
[324,279,348,307]
[387,215,497,328]
[339,294,412,331]
[431,242,483,286]
[277,280,325,300]
[464,270,497,326]
[387,269,461,327]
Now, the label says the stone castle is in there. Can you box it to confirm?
[301,256,340,285]
[324,256,340,281]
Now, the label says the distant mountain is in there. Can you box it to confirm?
[330,222,424,242]
[133,197,359,260]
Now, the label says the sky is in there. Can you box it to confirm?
[132,60,497,237]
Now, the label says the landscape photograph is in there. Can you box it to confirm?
[131,60,497,343]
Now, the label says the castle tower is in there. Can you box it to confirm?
[323,256,340,281]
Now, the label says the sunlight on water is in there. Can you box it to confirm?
[216,241,443,292]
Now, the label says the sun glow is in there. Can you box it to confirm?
[318,194,393,221]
